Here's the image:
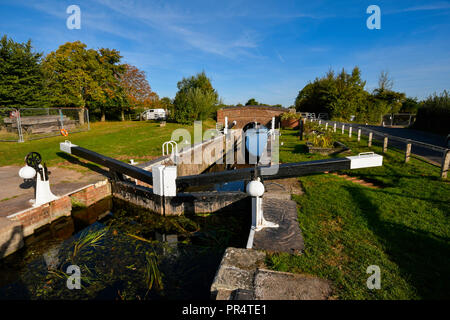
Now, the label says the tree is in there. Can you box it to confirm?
[159,97,174,120]
[245,98,259,106]
[377,70,394,91]
[400,97,420,113]
[96,48,127,121]
[173,71,219,124]
[119,64,159,120]
[42,41,126,121]
[414,90,450,134]
[421,90,450,109]
[372,71,406,118]
[295,67,368,121]
[0,35,48,109]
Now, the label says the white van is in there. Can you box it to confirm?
[141,109,166,120]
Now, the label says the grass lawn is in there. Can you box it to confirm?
[268,128,450,299]
[0,119,216,167]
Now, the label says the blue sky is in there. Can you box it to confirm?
[1,0,449,106]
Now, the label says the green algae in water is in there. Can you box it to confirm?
[0,197,250,300]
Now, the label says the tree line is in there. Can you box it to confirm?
[294,66,448,129]
[1,34,447,130]
[0,35,165,121]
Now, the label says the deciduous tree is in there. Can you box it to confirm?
[173,72,219,124]
[119,64,159,120]
[42,41,126,121]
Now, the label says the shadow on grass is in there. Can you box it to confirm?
[56,152,109,177]
[346,185,450,299]
[293,144,308,154]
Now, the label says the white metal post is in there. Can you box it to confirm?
[224,116,228,135]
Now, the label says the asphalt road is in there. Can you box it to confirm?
[319,120,448,165]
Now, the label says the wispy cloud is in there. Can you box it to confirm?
[275,50,285,63]
[92,0,262,59]
[387,2,450,14]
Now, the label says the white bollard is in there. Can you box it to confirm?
[341,124,345,134]
[333,123,336,132]
[349,127,352,138]
[358,128,361,142]
[325,123,328,130]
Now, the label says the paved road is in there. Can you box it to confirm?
[319,120,448,165]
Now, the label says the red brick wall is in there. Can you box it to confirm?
[217,106,286,129]
[10,196,72,236]
[70,180,111,207]
[8,180,111,237]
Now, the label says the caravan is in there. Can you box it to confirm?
[140,109,166,120]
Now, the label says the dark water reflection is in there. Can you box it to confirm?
[0,197,249,300]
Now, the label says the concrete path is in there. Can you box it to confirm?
[0,165,106,217]
[211,248,333,300]
[252,178,305,254]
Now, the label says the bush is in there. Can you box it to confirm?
[306,130,333,148]
[281,112,301,120]
[413,90,450,134]
[414,107,450,135]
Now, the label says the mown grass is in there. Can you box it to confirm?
[0,119,216,167]
[267,128,450,299]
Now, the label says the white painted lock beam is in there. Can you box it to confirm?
[60,140,78,154]
[346,152,383,169]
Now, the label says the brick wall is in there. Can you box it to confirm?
[7,179,112,238]
[217,106,286,129]
[9,196,72,237]
[69,179,111,207]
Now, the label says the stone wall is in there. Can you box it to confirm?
[111,179,250,216]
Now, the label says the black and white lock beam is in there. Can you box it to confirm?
[61,140,383,190]
[176,152,383,188]
[60,141,154,185]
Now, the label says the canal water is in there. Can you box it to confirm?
[0,196,250,300]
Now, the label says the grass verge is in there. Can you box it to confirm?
[0,119,216,167]
[267,128,450,299]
